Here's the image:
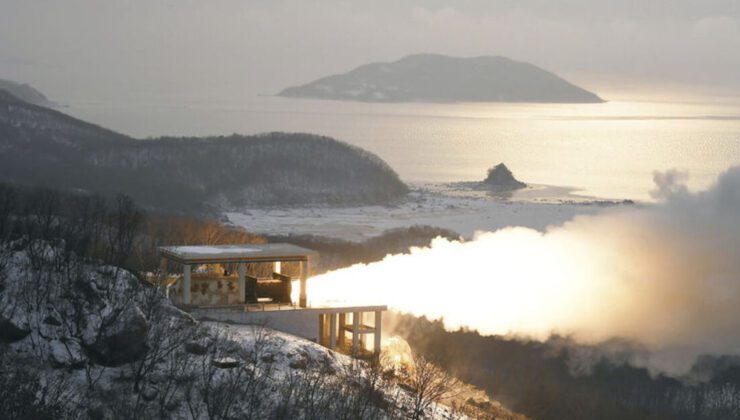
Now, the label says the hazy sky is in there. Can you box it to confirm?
[1,0,739,102]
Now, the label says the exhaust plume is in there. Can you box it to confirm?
[303,167,740,375]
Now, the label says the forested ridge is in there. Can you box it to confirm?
[0,90,408,214]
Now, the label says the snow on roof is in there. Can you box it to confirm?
[174,246,261,255]
[159,243,315,263]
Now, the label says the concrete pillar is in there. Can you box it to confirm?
[274,261,281,274]
[238,262,246,303]
[338,313,346,348]
[299,260,308,308]
[159,257,168,295]
[374,310,382,355]
[329,313,337,350]
[183,264,192,305]
[352,311,360,355]
[318,314,325,346]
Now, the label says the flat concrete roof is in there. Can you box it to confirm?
[159,243,316,264]
[190,304,387,314]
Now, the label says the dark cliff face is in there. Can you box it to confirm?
[280,54,604,104]
[0,91,408,213]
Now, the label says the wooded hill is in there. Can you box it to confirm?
[280,54,604,104]
[0,90,408,214]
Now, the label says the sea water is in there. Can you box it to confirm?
[63,95,740,201]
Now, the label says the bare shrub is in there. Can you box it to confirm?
[184,325,276,419]
[404,353,462,419]
[129,284,196,395]
[0,349,80,419]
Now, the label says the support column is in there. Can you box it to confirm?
[329,313,337,350]
[159,257,168,295]
[338,313,346,348]
[183,264,192,305]
[299,260,308,308]
[238,262,246,303]
[274,261,281,274]
[318,314,325,345]
[352,311,360,355]
[374,310,382,355]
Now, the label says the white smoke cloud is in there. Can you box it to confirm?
[304,166,740,375]
[650,169,690,200]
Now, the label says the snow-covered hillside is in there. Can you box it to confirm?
[0,243,523,419]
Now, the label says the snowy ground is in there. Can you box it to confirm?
[204,323,470,419]
[0,244,467,419]
[226,183,636,241]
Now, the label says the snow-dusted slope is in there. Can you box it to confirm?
[1,243,523,419]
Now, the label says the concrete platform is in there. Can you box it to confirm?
[188,304,386,355]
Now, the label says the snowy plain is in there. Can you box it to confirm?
[226,182,634,241]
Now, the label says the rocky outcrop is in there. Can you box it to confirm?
[482,163,527,191]
[88,306,149,366]
[49,338,85,368]
[184,340,208,355]
[0,315,30,343]
[211,357,242,369]
[0,247,183,369]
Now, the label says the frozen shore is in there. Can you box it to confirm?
[226,183,636,241]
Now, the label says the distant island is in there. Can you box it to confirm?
[0,89,408,214]
[0,78,56,107]
[280,54,604,104]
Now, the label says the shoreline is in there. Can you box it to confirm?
[226,182,637,241]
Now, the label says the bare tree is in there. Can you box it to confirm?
[129,284,195,395]
[155,341,198,417]
[105,194,143,269]
[0,349,80,419]
[0,184,16,272]
[184,325,276,419]
[405,353,461,420]
[331,358,395,420]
